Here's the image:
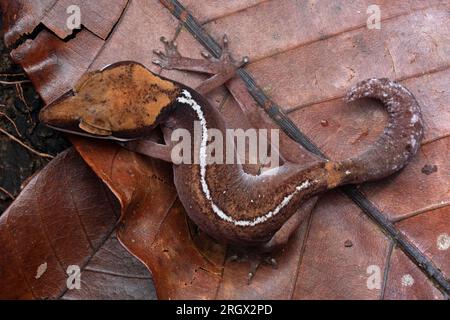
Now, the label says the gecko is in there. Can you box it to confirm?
[39,36,424,281]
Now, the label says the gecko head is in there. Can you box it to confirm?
[39,61,181,140]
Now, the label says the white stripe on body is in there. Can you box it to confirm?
[177,90,313,227]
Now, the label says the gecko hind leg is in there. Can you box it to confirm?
[228,197,317,284]
[261,196,318,252]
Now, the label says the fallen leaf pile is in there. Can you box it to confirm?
[0,0,448,299]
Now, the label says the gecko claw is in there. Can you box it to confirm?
[247,272,255,285]
[222,34,229,47]
[239,56,250,68]
[201,51,212,59]
[265,257,278,269]
[220,34,231,57]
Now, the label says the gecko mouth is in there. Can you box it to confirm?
[78,118,112,136]
[45,124,133,142]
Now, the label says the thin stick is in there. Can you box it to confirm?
[15,83,34,126]
[0,72,25,77]
[0,80,30,85]
[15,83,30,109]
[0,112,22,137]
[0,186,15,200]
[0,127,54,159]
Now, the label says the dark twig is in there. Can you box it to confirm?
[0,186,15,200]
[15,83,34,130]
[0,111,22,137]
[15,83,30,110]
[159,0,450,295]
[0,187,16,200]
[0,127,53,159]
[0,72,25,77]
[0,79,30,85]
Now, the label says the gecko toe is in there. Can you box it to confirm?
[265,257,278,269]
[152,35,182,69]
[201,51,213,60]
[222,34,229,50]
[227,248,278,285]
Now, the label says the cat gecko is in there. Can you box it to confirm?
[39,36,424,281]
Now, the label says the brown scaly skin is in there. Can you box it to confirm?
[39,37,424,280]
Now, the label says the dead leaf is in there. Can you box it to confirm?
[71,137,315,299]
[0,148,154,299]
[1,0,449,299]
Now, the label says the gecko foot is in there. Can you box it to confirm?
[152,36,182,69]
[201,34,249,69]
[152,34,249,72]
[228,250,278,285]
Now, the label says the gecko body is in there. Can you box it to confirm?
[40,62,423,247]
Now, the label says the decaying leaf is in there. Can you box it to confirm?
[1,0,449,299]
[0,148,155,299]
[72,137,314,299]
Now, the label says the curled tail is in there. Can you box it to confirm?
[325,78,424,187]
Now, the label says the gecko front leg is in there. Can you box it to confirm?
[116,36,250,167]
[153,35,249,95]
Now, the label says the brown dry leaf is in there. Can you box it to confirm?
[0,148,155,299]
[1,0,449,299]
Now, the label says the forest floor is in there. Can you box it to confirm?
[0,16,69,214]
